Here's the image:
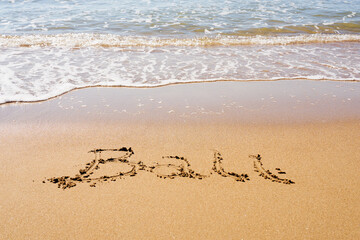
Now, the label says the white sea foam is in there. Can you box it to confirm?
[0,42,359,104]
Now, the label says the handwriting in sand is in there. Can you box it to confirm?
[47,147,295,189]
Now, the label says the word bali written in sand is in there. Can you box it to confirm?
[47,147,295,189]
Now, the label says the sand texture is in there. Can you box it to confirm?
[0,81,359,239]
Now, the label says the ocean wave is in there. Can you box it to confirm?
[1,33,360,48]
[1,38,359,105]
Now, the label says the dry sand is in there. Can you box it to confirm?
[0,81,359,239]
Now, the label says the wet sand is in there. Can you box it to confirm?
[0,81,360,239]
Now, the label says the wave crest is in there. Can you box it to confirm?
[1,33,360,48]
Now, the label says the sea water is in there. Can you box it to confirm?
[0,0,359,104]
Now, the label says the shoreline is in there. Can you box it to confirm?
[1,80,360,124]
[1,78,360,107]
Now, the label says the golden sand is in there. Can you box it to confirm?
[0,81,359,239]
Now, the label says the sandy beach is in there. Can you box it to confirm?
[0,81,359,239]
[2,0,360,239]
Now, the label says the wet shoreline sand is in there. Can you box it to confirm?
[1,81,359,239]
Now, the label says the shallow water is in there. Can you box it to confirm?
[0,0,359,104]
[1,0,359,36]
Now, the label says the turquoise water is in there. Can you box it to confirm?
[1,0,360,35]
[0,0,359,104]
